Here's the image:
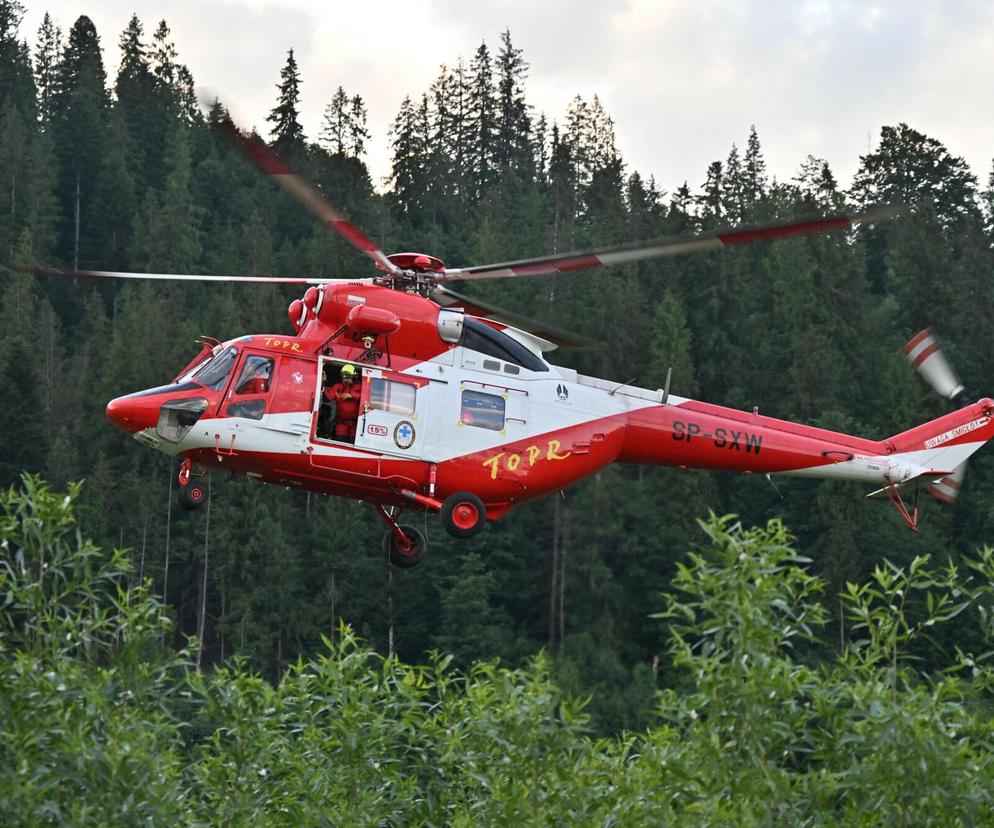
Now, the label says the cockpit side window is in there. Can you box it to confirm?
[459,318,548,372]
[235,356,274,395]
[193,346,239,391]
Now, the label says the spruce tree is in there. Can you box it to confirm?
[34,12,62,126]
[267,48,305,156]
[321,86,350,154]
[0,2,35,121]
[493,29,530,174]
[467,40,495,199]
[347,95,369,157]
[852,123,978,230]
[388,95,427,216]
[742,125,767,206]
[52,15,108,269]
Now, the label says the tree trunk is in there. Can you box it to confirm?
[548,496,561,651]
[73,169,80,272]
[196,477,211,669]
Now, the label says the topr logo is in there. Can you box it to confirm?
[394,420,416,449]
[556,383,569,401]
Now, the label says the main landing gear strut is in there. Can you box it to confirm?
[374,490,489,568]
[374,504,427,569]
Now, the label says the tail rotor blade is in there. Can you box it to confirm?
[903,328,964,400]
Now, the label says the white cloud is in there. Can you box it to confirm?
[20,0,994,200]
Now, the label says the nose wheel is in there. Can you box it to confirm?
[178,480,208,511]
[177,459,208,511]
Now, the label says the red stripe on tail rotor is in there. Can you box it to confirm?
[903,328,933,355]
[912,342,941,368]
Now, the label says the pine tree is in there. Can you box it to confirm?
[698,161,723,222]
[320,86,349,155]
[34,12,62,126]
[267,48,305,156]
[742,125,767,207]
[534,112,548,183]
[387,95,427,216]
[52,14,108,269]
[493,29,530,174]
[793,155,840,210]
[149,20,177,87]
[851,123,978,231]
[722,143,744,221]
[136,122,202,272]
[467,40,495,199]
[347,95,369,157]
[0,0,35,119]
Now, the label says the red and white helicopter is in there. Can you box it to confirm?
[34,117,994,566]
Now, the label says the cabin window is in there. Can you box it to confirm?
[193,346,239,391]
[234,355,274,395]
[369,378,416,415]
[461,390,505,431]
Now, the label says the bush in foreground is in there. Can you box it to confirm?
[3,477,994,825]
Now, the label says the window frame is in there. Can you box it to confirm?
[460,389,506,431]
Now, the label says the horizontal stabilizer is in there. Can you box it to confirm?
[865,469,953,499]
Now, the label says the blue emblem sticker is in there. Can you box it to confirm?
[394,420,416,449]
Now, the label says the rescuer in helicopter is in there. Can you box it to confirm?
[325,363,362,442]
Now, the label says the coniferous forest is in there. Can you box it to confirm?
[4,3,994,821]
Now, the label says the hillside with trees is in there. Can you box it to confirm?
[2,0,994,759]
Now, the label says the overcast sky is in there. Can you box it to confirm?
[20,0,994,198]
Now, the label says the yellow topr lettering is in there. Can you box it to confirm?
[483,453,504,480]
[526,445,541,466]
[507,453,521,471]
[546,439,571,461]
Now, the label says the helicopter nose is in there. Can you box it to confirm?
[106,394,157,434]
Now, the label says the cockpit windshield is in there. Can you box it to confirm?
[193,346,239,391]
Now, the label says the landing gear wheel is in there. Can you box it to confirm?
[440,492,487,538]
[384,524,426,568]
[178,481,208,511]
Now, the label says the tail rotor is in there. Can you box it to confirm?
[903,327,964,401]
[903,327,969,503]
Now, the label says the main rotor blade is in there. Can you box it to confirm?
[430,285,604,350]
[213,116,400,276]
[903,327,965,400]
[18,266,361,286]
[439,204,901,282]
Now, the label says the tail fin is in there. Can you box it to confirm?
[924,463,966,503]
[887,398,994,478]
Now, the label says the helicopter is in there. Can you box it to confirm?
[30,115,994,567]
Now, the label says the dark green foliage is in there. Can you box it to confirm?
[2,12,994,763]
[266,48,304,157]
[6,482,994,823]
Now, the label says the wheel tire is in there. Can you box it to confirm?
[384,524,427,568]
[440,492,487,539]
[178,481,208,511]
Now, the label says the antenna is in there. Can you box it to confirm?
[609,377,640,396]
[662,366,672,404]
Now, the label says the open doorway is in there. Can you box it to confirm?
[316,361,363,443]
